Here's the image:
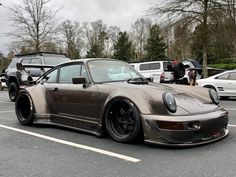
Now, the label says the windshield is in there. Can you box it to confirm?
[43,57,71,65]
[88,60,144,83]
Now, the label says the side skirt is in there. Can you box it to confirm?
[33,113,103,137]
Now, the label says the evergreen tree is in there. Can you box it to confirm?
[86,43,102,58]
[145,24,167,61]
[113,32,133,61]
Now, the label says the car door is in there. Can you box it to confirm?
[50,63,98,120]
[214,72,232,96]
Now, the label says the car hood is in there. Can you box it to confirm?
[103,82,218,115]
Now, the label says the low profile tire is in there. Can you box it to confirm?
[8,82,19,102]
[105,99,142,143]
[15,92,34,125]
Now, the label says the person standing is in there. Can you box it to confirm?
[188,68,196,86]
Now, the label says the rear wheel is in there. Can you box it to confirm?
[15,91,34,125]
[8,82,19,102]
[105,99,142,143]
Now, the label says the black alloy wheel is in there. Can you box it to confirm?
[15,91,34,125]
[105,99,142,143]
[8,82,19,102]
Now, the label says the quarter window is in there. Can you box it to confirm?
[44,69,58,83]
[216,73,229,80]
[229,72,236,80]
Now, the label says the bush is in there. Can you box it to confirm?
[208,63,236,70]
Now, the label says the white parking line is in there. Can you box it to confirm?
[0,124,141,163]
[0,101,14,104]
[0,110,15,113]
[229,124,236,128]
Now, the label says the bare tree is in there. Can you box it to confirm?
[149,0,229,78]
[9,0,59,52]
[131,18,152,61]
[82,20,107,58]
[61,20,82,59]
[104,26,121,57]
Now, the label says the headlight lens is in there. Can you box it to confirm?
[162,92,177,113]
[209,89,219,105]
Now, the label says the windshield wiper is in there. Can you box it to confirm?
[127,77,149,84]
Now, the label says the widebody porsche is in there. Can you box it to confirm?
[15,58,229,146]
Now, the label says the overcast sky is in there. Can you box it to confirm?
[0,0,158,54]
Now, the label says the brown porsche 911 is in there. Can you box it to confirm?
[15,58,229,146]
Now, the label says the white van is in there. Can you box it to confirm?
[130,61,174,83]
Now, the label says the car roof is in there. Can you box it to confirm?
[56,58,126,66]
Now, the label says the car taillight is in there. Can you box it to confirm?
[160,72,165,81]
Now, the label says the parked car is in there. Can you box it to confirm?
[181,59,225,85]
[196,70,236,99]
[130,61,174,83]
[15,58,228,146]
[4,52,71,101]
[179,59,203,84]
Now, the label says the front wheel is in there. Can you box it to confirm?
[8,82,19,102]
[15,91,34,125]
[105,99,143,143]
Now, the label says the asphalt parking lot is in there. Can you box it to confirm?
[0,90,236,177]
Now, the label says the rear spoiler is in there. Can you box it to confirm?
[16,63,54,71]
[16,63,54,85]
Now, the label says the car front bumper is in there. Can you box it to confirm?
[140,108,229,146]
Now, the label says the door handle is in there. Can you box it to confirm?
[52,87,59,92]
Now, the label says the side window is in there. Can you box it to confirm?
[229,72,236,80]
[140,64,150,70]
[44,69,58,83]
[150,63,160,70]
[140,63,160,70]
[163,62,173,71]
[31,58,42,64]
[59,64,81,84]
[21,59,31,64]
[216,73,229,80]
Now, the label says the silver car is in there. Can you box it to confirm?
[196,70,236,99]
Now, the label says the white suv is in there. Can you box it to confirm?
[130,61,174,83]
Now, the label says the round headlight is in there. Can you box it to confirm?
[162,92,177,113]
[209,89,219,105]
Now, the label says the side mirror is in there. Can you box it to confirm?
[16,63,24,71]
[72,77,89,88]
